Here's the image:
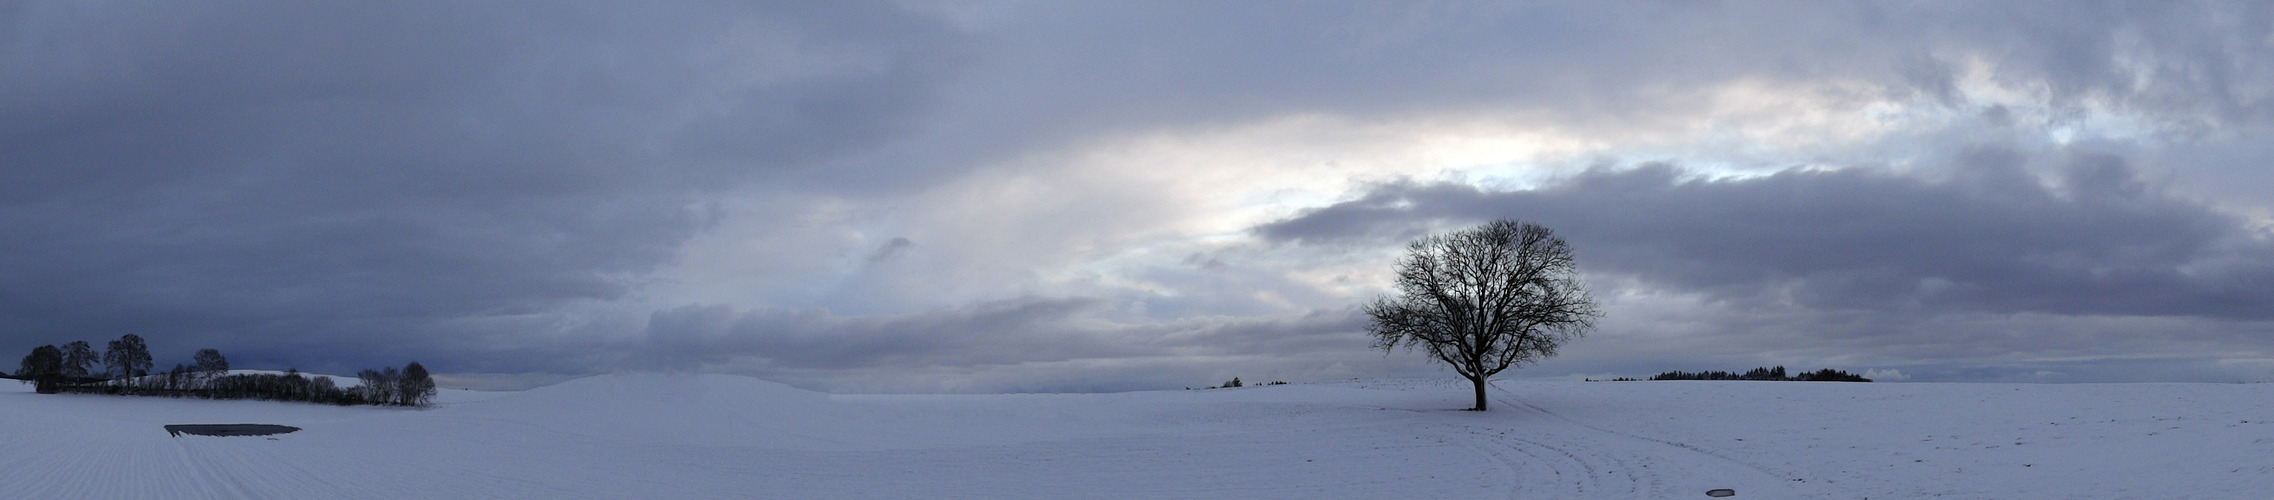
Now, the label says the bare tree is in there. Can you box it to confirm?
[60,341,96,380]
[358,368,400,405]
[103,334,154,380]
[398,362,436,406]
[1365,219,1600,411]
[193,348,229,378]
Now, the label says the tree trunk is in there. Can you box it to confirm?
[1470,376,1488,411]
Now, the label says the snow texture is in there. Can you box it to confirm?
[3,374,2269,498]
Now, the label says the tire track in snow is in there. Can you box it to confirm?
[1505,394,1792,479]
[1415,386,1841,499]
[1444,421,1654,498]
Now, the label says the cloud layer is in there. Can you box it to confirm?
[6,1,2274,390]
[0,1,968,372]
[1262,152,2274,319]
[1259,152,2274,381]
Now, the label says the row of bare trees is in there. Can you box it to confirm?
[1647,366,1873,382]
[356,363,437,406]
[92,366,431,406]
[14,336,433,406]
[14,334,153,393]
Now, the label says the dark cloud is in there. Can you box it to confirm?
[1181,253,1227,272]
[0,1,969,369]
[865,237,915,264]
[1258,150,2274,321]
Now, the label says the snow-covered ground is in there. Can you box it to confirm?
[3,374,2269,499]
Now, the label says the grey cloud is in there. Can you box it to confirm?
[865,237,915,264]
[1258,150,2274,321]
[899,1,2274,171]
[1181,253,1226,271]
[569,1,2274,387]
[10,0,2274,388]
[0,1,970,370]
[629,297,1375,392]
[1963,2,2274,126]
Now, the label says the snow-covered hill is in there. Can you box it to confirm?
[3,375,2268,498]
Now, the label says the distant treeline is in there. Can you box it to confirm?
[14,334,434,406]
[59,366,435,406]
[1648,366,1871,382]
[1189,377,1289,389]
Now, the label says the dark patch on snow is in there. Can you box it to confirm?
[165,424,301,437]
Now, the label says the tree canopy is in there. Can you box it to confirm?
[193,348,230,377]
[103,334,153,379]
[16,345,64,393]
[1366,219,1600,411]
[59,341,96,379]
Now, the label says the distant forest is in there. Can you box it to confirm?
[1646,366,1872,382]
[11,334,435,406]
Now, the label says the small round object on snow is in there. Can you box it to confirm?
[1705,489,1736,497]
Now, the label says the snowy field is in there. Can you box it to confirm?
[4,374,2271,499]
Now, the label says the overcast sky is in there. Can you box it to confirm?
[7,1,2274,391]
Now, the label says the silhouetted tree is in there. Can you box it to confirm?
[1793,368,1871,382]
[1742,366,1787,381]
[16,345,64,393]
[310,376,338,401]
[281,369,305,401]
[193,348,229,378]
[103,334,153,380]
[20,344,409,406]
[358,368,400,405]
[1366,219,1601,411]
[398,362,436,406]
[381,366,401,403]
[60,341,96,380]
[177,364,200,392]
